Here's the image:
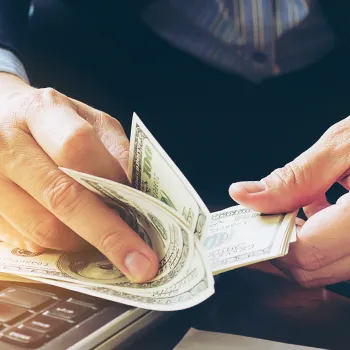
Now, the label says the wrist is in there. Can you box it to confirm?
[0,72,32,97]
[0,72,33,107]
[0,71,28,84]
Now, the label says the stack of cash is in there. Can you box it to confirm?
[0,114,297,311]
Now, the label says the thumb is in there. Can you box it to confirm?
[229,118,350,213]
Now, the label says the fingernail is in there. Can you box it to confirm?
[230,181,266,194]
[125,251,152,282]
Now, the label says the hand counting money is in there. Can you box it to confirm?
[0,114,297,311]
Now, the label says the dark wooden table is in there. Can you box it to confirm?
[126,263,350,350]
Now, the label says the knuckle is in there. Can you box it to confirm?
[98,227,124,256]
[96,110,109,124]
[294,251,322,271]
[58,122,95,166]
[266,161,306,189]
[93,109,115,124]
[291,268,315,288]
[39,87,59,100]
[325,116,350,139]
[100,114,123,136]
[109,139,130,163]
[0,87,60,142]
[34,87,60,105]
[116,146,130,163]
[25,217,61,249]
[104,118,129,159]
[99,112,124,132]
[44,175,86,217]
[22,87,61,112]
[294,239,327,271]
[324,117,350,164]
[108,116,123,129]
[79,105,108,129]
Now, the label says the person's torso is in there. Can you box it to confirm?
[142,0,335,82]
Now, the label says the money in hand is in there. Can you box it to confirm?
[0,113,296,311]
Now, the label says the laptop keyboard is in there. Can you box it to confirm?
[0,281,111,349]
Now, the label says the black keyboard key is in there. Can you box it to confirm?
[1,326,46,348]
[44,301,93,322]
[0,302,28,324]
[23,315,67,335]
[0,287,53,310]
[67,297,101,309]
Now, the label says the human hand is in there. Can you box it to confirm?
[0,73,158,282]
[229,116,350,288]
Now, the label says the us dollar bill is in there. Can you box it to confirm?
[22,241,215,311]
[129,114,210,241]
[0,162,215,310]
[59,168,196,289]
[0,174,200,289]
[1,240,214,311]
[0,114,296,311]
[205,206,297,275]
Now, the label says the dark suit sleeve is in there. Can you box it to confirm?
[0,0,31,62]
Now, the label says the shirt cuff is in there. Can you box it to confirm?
[0,47,29,83]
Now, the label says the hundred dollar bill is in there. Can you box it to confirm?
[24,242,215,311]
[204,206,297,275]
[60,168,195,288]
[0,243,213,310]
[0,178,198,289]
[0,114,297,311]
[129,113,210,241]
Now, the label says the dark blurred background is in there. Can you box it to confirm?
[27,0,349,211]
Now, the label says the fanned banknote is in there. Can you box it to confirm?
[129,114,210,241]
[0,113,297,311]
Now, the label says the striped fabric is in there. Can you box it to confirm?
[143,0,336,82]
[0,1,335,83]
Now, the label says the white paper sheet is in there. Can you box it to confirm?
[174,328,324,350]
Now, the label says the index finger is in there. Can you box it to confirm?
[229,117,350,214]
[25,89,129,184]
[70,98,131,174]
[3,131,158,283]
